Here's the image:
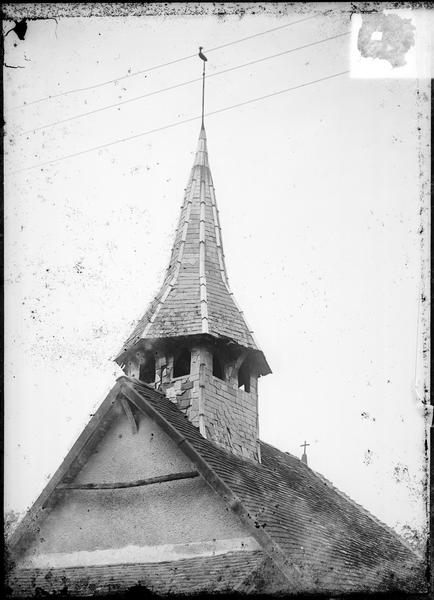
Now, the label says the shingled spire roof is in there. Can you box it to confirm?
[116,126,270,374]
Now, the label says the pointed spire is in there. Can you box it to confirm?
[193,123,208,167]
[116,127,270,376]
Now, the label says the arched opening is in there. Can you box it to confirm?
[212,353,224,380]
[139,351,156,384]
[238,359,250,393]
[173,348,191,378]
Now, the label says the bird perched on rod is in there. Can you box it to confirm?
[198,46,208,61]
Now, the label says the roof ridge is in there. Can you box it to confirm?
[199,165,209,334]
[259,439,297,458]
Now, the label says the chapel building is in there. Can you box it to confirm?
[6,126,424,597]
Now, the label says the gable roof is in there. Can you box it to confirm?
[115,127,270,375]
[8,377,424,595]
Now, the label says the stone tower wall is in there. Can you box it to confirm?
[159,347,260,462]
[126,344,260,462]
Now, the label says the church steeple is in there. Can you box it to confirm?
[115,125,270,461]
[116,125,269,371]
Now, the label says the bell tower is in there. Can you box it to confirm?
[115,125,270,462]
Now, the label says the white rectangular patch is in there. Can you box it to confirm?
[21,536,261,569]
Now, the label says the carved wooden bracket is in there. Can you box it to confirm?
[119,397,138,434]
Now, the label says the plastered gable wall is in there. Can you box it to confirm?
[73,402,192,483]
[20,404,249,565]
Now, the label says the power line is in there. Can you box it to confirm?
[10,70,349,175]
[12,14,319,110]
[20,31,350,136]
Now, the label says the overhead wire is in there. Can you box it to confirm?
[11,14,319,109]
[19,30,350,136]
[10,70,349,175]
[11,14,328,110]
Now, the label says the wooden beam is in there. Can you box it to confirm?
[56,470,199,490]
[119,396,138,434]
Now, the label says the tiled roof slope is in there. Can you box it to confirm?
[259,443,426,593]
[8,378,426,596]
[7,551,265,597]
[116,127,268,367]
[120,379,425,595]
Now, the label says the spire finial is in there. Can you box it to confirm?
[198,46,208,128]
[300,440,310,465]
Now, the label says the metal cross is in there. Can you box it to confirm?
[300,441,310,453]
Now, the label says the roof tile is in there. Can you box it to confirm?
[8,551,264,597]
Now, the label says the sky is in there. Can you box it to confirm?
[3,6,431,543]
